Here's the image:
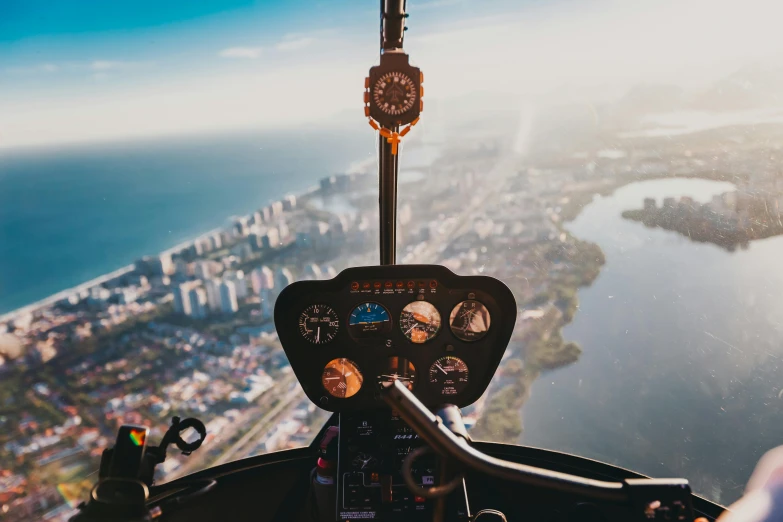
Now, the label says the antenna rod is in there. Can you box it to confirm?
[378,0,406,265]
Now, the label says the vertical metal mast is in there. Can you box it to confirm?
[378,0,407,266]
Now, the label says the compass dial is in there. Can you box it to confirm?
[372,71,417,116]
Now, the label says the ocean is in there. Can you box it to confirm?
[0,127,378,315]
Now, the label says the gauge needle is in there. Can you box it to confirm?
[435,363,448,375]
[316,327,320,343]
[324,377,341,381]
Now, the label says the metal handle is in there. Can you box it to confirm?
[382,380,628,503]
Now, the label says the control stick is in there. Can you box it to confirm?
[381,380,698,522]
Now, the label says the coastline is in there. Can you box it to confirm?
[0,180,323,325]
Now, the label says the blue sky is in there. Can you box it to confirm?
[2,0,782,149]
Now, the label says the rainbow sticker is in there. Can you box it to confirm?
[128,429,146,447]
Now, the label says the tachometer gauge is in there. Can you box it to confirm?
[449,300,491,342]
[428,356,469,396]
[400,301,441,343]
[348,302,392,339]
[298,304,339,344]
[322,358,363,399]
[378,357,417,391]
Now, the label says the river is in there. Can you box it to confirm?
[520,178,783,505]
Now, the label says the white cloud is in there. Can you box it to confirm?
[274,37,314,52]
[219,47,264,59]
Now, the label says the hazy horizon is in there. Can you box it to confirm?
[3,0,783,150]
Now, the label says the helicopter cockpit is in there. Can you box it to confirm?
[66,2,728,522]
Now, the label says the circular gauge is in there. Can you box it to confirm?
[298,304,339,344]
[378,357,417,391]
[372,71,417,116]
[449,300,491,342]
[348,302,392,339]
[400,301,441,344]
[428,356,469,396]
[352,452,380,470]
[322,358,363,399]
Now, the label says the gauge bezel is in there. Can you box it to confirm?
[448,299,492,342]
[378,356,417,391]
[372,71,417,117]
[399,300,441,344]
[347,301,393,340]
[428,355,470,397]
[321,357,364,399]
[298,304,340,344]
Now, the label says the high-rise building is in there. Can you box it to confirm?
[136,253,174,276]
[277,220,290,242]
[220,280,239,314]
[302,263,323,280]
[274,267,294,291]
[260,288,274,318]
[225,270,248,299]
[188,287,208,319]
[270,201,283,217]
[323,265,338,279]
[205,278,222,312]
[261,228,280,249]
[282,195,297,211]
[234,217,249,237]
[261,207,272,222]
[194,261,212,280]
[173,284,192,315]
[251,266,274,294]
[209,233,223,251]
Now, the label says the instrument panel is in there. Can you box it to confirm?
[274,265,517,411]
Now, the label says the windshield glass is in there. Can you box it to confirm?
[2,0,782,518]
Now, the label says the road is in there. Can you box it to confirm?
[211,383,304,467]
[165,374,298,480]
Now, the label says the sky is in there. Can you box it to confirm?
[2,0,783,150]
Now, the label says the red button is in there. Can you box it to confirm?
[362,282,371,289]
[407,281,415,288]
[414,496,425,503]
[430,280,438,288]
[384,281,393,288]
[418,281,426,288]
[351,282,359,290]
[373,281,381,289]
[396,281,404,288]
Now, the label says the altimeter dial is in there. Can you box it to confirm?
[372,71,417,116]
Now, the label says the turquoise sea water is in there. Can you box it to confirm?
[0,127,376,315]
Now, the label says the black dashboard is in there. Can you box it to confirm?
[274,265,517,412]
